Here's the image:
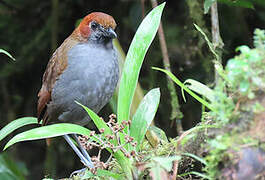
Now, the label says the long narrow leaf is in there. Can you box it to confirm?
[117,3,165,126]
[130,88,160,150]
[184,79,214,102]
[0,117,39,142]
[193,24,219,61]
[182,152,207,165]
[112,39,145,117]
[4,123,92,150]
[152,67,215,111]
[0,49,15,61]
[75,101,112,136]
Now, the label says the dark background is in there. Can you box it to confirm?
[0,0,264,179]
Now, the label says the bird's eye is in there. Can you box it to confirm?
[90,22,98,30]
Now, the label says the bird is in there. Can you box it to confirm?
[37,12,119,171]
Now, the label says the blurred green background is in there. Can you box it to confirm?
[0,0,264,179]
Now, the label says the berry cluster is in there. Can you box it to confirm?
[78,114,138,173]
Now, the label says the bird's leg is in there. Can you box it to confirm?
[73,134,92,163]
[63,134,94,168]
[70,168,87,178]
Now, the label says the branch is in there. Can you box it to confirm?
[211,1,223,50]
[150,0,183,133]
[211,1,224,85]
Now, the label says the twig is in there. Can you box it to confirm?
[176,128,194,148]
[150,0,183,133]
[211,1,224,84]
[211,2,223,50]
[171,160,179,179]
[140,0,145,19]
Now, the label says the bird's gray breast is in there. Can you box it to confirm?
[49,43,119,125]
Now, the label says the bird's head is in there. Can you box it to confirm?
[77,12,117,43]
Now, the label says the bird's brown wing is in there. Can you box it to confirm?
[37,50,62,125]
[37,36,79,125]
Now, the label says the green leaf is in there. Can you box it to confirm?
[239,80,249,93]
[4,123,92,150]
[113,151,133,179]
[81,169,123,179]
[208,138,227,150]
[117,2,165,127]
[204,0,216,14]
[76,101,112,136]
[0,153,28,180]
[226,59,248,70]
[0,49,15,61]
[152,67,215,112]
[130,88,160,150]
[184,79,214,102]
[194,24,219,61]
[182,153,207,165]
[0,117,39,142]
[247,50,261,62]
[236,45,250,53]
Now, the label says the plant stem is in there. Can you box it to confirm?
[140,0,145,18]
[211,1,224,85]
[150,0,183,133]
[114,151,133,180]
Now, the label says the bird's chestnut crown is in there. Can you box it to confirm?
[78,12,117,42]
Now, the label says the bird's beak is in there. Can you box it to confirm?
[105,28,117,39]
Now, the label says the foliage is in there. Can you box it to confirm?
[0,3,165,179]
[203,134,232,178]
[3,124,94,150]
[201,29,265,178]
[226,29,265,99]
[201,29,265,179]
[117,2,164,127]
[0,0,264,179]
[156,27,265,179]
[0,49,15,61]
[0,117,39,142]
[130,88,160,151]
[0,153,28,180]
[152,67,214,111]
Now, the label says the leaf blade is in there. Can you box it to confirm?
[0,117,39,142]
[82,169,123,179]
[204,0,216,14]
[0,49,15,61]
[4,123,91,150]
[152,67,215,111]
[75,101,112,136]
[130,88,160,150]
[117,2,166,126]
[184,79,214,102]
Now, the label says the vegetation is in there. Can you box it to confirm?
[0,0,264,179]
